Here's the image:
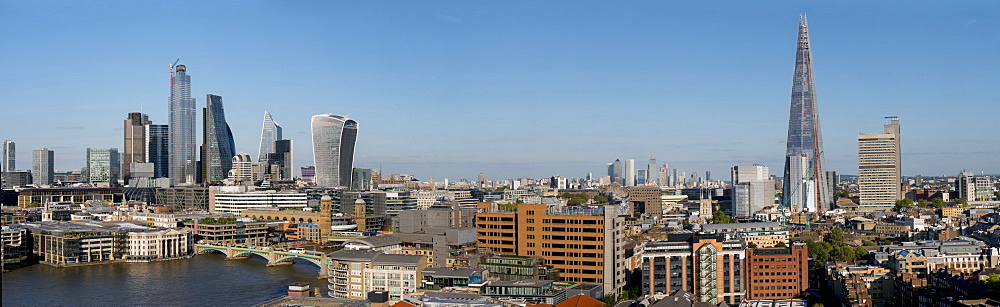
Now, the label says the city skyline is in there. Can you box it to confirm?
[1,2,997,180]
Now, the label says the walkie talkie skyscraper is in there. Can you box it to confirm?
[782,15,833,214]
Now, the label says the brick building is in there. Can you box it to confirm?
[745,243,809,300]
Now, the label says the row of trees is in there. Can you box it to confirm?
[798,228,871,269]
[894,198,969,211]
[558,193,610,205]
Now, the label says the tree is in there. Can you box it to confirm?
[827,228,844,246]
[894,199,914,211]
[954,198,969,207]
[916,199,928,208]
[593,195,610,203]
[747,242,759,249]
[931,198,947,209]
[711,210,733,224]
[682,219,692,229]
[776,241,788,248]
[862,241,877,246]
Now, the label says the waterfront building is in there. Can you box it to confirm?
[1,225,30,266]
[209,187,308,215]
[782,16,833,214]
[700,222,788,248]
[478,255,560,281]
[201,94,237,184]
[23,221,127,266]
[155,186,209,211]
[326,249,429,302]
[186,217,268,246]
[32,149,54,186]
[169,63,198,185]
[2,140,13,172]
[241,194,334,244]
[124,112,151,183]
[17,187,124,207]
[731,165,776,219]
[475,202,627,297]
[640,232,746,305]
[126,228,193,261]
[745,243,809,300]
[857,117,902,211]
[258,111,283,162]
[311,114,358,187]
[85,148,120,186]
[420,267,488,290]
[146,124,169,178]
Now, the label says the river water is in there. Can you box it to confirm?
[2,253,328,306]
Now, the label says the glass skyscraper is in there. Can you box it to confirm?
[169,64,197,185]
[201,94,237,183]
[85,148,120,185]
[258,111,282,162]
[146,124,169,178]
[311,114,358,187]
[3,140,14,172]
[782,15,833,213]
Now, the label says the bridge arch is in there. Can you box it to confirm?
[274,255,324,268]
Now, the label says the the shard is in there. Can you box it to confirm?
[782,15,833,214]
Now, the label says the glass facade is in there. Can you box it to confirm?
[146,124,169,178]
[168,64,197,185]
[311,114,358,187]
[86,148,120,185]
[782,16,832,213]
[257,111,282,162]
[201,94,236,183]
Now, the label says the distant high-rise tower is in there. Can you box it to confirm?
[146,124,169,178]
[169,63,198,185]
[201,94,237,183]
[647,158,657,185]
[124,112,151,182]
[311,114,358,187]
[2,140,14,172]
[624,159,636,187]
[85,148,120,186]
[258,111,283,162]
[611,159,623,185]
[858,117,901,211]
[782,15,833,213]
[32,149,53,186]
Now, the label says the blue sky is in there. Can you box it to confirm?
[1,1,998,181]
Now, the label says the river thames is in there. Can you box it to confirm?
[2,253,328,306]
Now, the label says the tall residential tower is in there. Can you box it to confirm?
[311,114,358,187]
[782,16,833,213]
[169,63,198,185]
[32,149,53,186]
[3,140,14,172]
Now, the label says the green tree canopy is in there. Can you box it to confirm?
[895,199,914,211]
[711,210,733,224]
[931,198,947,209]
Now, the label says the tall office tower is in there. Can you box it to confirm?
[658,164,669,187]
[637,169,648,186]
[266,139,293,180]
[169,63,198,185]
[123,112,151,182]
[85,148,120,186]
[201,94,237,183]
[611,159,623,185]
[606,163,614,179]
[672,169,679,187]
[257,111,282,162]
[857,117,901,211]
[311,114,359,187]
[146,124,169,178]
[731,164,776,218]
[31,149,54,186]
[782,15,833,214]
[624,159,636,186]
[3,140,14,172]
[647,158,658,186]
